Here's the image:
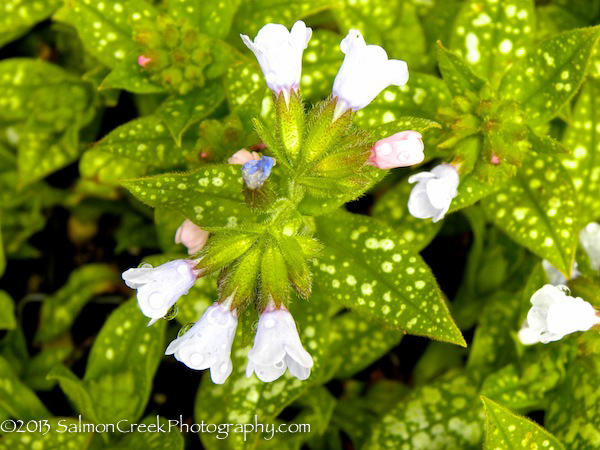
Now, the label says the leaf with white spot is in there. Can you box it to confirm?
[481,154,578,275]
[354,73,452,127]
[100,52,165,94]
[482,397,565,450]
[372,177,443,251]
[83,299,165,424]
[0,355,50,419]
[48,364,100,423]
[436,42,486,96]
[313,210,465,346]
[326,311,402,379]
[54,0,158,68]
[194,292,330,450]
[122,164,251,230]
[561,79,600,224]
[155,80,225,145]
[334,0,427,70]
[110,416,184,449]
[365,370,484,449]
[301,30,343,100]
[79,149,148,186]
[0,0,61,48]
[231,0,336,39]
[449,174,504,213]
[0,291,16,331]
[167,0,239,39]
[21,345,73,391]
[174,276,216,325]
[0,418,96,449]
[35,264,120,343]
[449,0,535,83]
[499,26,600,125]
[223,60,271,129]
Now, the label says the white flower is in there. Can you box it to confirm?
[246,303,313,382]
[165,301,238,384]
[241,21,312,100]
[407,164,459,223]
[518,284,600,344]
[122,260,198,325]
[542,260,580,286]
[332,30,408,118]
[580,222,600,271]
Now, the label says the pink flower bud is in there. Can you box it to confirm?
[368,131,424,169]
[491,153,500,165]
[138,55,152,67]
[175,220,209,255]
[227,149,261,165]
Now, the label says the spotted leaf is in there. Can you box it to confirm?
[80,149,148,186]
[449,0,535,83]
[155,80,225,146]
[83,299,165,424]
[499,26,600,125]
[0,418,96,449]
[372,177,443,251]
[122,164,251,230]
[482,397,565,450]
[35,264,120,343]
[110,416,184,449]
[449,174,504,213]
[301,30,343,100]
[365,371,484,449]
[167,0,239,39]
[0,355,50,420]
[0,291,15,331]
[560,79,600,224]
[313,210,465,346]
[436,42,486,96]
[482,154,578,275]
[54,0,158,68]
[0,0,61,48]
[100,52,164,94]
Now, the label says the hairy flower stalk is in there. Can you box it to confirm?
[408,164,460,222]
[519,285,600,344]
[122,260,200,325]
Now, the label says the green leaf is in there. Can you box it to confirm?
[301,30,343,100]
[174,276,216,325]
[167,0,239,39]
[155,80,225,145]
[560,79,600,224]
[223,60,271,129]
[93,116,196,168]
[0,290,16,330]
[82,299,165,424]
[327,311,402,379]
[0,355,50,419]
[80,149,149,186]
[372,177,443,251]
[499,26,600,125]
[449,0,535,82]
[528,128,569,154]
[54,0,158,68]
[122,164,252,229]
[354,73,451,126]
[35,264,120,343]
[110,416,184,449]
[436,42,486,96]
[22,344,73,391]
[0,0,61,48]
[313,210,465,346]
[365,371,484,449]
[47,364,100,423]
[449,173,504,213]
[0,418,96,449]
[100,52,164,94]
[482,154,579,275]
[482,397,565,450]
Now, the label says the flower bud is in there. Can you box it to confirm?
[368,131,424,169]
[228,149,261,165]
[242,156,276,190]
[175,219,210,255]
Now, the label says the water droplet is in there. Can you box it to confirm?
[557,285,571,295]
[177,264,190,275]
[251,320,259,332]
[190,353,204,366]
[138,262,152,269]
[264,318,276,329]
[163,304,178,320]
[148,292,163,309]
[178,322,195,337]
[275,360,284,369]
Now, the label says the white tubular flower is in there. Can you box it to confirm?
[580,222,600,271]
[165,301,238,384]
[241,21,312,101]
[407,164,459,223]
[518,284,600,345]
[542,260,580,286]
[246,303,313,382]
[122,260,198,325]
[332,30,409,118]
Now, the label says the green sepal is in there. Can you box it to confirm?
[277,234,312,299]
[527,127,570,154]
[259,240,290,308]
[275,90,305,161]
[242,182,276,211]
[252,117,290,169]
[219,242,263,308]
[196,233,259,276]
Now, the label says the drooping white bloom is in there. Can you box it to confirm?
[165,301,238,384]
[332,30,409,118]
[542,260,580,286]
[407,164,460,223]
[122,260,198,325]
[247,303,313,382]
[518,284,600,344]
[175,219,210,255]
[580,222,600,271]
[241,21,312,100]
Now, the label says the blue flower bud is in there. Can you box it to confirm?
[242,156,276,190]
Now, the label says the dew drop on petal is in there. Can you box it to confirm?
[163,304,178,320]
[148,292,163,309]
[264,318,276,329]
[178,322,195,337]
[557,285,571,295]
[138,262,153,269]
[275,360,284,369]
[190,353,204,366]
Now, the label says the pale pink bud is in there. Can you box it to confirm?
[138,55,152,67]
[227,149,261,165]
[368,131,424,169]
[175,220,209,255]
[491,153,500,165]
